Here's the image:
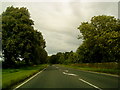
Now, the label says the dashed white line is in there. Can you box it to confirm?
[64,70,68,72]
[56,67,59,69]
[79,78,102,90]
[63,72,78,76]
[13,68,46,90]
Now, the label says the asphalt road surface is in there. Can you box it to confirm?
[15,65,119,89]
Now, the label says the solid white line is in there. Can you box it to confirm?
[78,69,119,77]
[79,78,102,90]
[63,72,78,76]
[13,67,46,90]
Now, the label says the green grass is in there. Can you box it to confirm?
[62,62,120,75]
[2,64,47,89]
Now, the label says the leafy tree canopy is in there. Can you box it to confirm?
[77,15,120,63]
[2,6,47,68]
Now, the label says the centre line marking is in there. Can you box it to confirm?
[63,72,78,76]
[64,70,68,72]
[79,78,102,90]
[56,67,59,69]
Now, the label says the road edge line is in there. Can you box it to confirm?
[13,67,47,90]
[79,69,119,77]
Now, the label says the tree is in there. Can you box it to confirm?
[48,51,79,64]
[2,6,47,68]
[49,55,58,64]
[77,15,120,63]
[0,15,1,52]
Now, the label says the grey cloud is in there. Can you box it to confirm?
[1,2,118,55]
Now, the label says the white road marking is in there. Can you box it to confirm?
[79,78,102,90]
[64,70,68,72]
[63,72,78,76]
[78,69,119,77]
[13,68,46,90]
[56,67,59,69]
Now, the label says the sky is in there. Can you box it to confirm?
[0,0,119,55]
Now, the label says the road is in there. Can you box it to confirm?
[15,65,119,89]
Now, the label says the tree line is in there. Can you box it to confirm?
[1,6,120,67]
[48,51,79,64]
[49,15,120,64]
[2,6,48,68]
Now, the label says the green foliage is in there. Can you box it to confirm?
[2,6,47,68]
[49,15,120,64]
[77,15,120,63]
[63,62,120,75]
[2,64,47,88]
[48,51,79,64]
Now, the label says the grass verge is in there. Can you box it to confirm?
[61,62,120,76]
[2,64,47,89]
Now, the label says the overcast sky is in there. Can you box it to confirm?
[1,0,119,55]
